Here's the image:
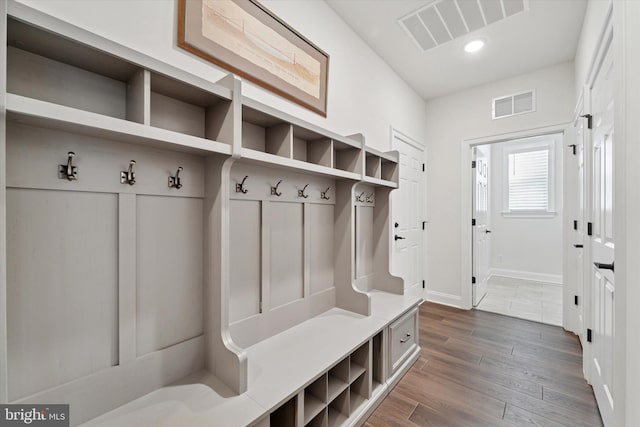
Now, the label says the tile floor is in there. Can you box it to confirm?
[476,275,563,326]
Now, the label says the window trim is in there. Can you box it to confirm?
[501,134,559,218]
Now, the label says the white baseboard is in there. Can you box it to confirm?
[425,290,462,308]
[490,268,563,285]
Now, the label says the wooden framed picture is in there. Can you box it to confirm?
[178,0,329,116]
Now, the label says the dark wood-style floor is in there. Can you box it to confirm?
[365,302,603,427]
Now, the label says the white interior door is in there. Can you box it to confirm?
[472,146,490,306]
[391,131,425,290]
[589,46,615,427]
[571,107,586,343]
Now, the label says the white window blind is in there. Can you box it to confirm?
[507,148,549,210]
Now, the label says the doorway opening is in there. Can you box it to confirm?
[472,133,564,326]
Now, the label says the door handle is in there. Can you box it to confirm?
[394,235,406,241]
[573,244,584,248]
[485,230,492,234]
[594,261,614,272]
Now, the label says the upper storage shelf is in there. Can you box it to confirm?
[241,98,365,181]
[364,147,399,188]
[5,16,234,156]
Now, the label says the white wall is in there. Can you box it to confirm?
[424,62,575,305]
[13,0,428,152]
[574,0,611,97]
[488,140,563,284]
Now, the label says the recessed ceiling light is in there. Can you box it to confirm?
[464,39,485,53]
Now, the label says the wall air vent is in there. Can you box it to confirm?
[399,0,529,52]
[492,90,536,119]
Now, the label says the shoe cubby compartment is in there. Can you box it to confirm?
[150,72,234,144]
[270,396,297,427]
[6,17,144,122]
[328,388,349,427]
[304,375,328,424]
[371,331,384,391]
[381,158,399,183]
[328,358,350,402]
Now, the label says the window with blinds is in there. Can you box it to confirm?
[507,148,550,211]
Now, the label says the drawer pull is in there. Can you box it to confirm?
[400,333,412,343]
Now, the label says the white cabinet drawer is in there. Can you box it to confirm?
[389,307,418,373]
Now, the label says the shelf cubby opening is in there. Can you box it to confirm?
[242,105,293,157]
[381,158,399,183]
[327,358,350,402]
[292,125,333,168]
[365,153,382,179]
[333,140,363,174]
[306,409,328,427]
[304,374,328,424]
[350,341,369,383]
[350,373,369,414]
[327,389,349,427]
[7,17,143,122]
[371,332,384,389]
[270,396,297,427]
[150,72,233,144]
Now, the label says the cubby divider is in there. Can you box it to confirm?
[328,358,350,402]
[304,374,328,424]
[334,140,363,174]
[350,342,369,383]
[381,158,399,182]
[365,153,382,179]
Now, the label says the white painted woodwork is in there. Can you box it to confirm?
[150,91,206,138]
[7,188,119,400]
[0,4,420,425]
[118,193,137,365]
[355,205,374,287]
[136,195,204,355]
[391,133,424,292]
[309,204,335,295]
[125,69,148,125]
[7,47,129,119]
[472,145,491,306]
[229,200,262,323]
[589,43,615,427]
[389,308,418,373]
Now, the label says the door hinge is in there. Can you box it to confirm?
[573,220,578,230]
[471,276,476,284]
[422,221,426,230]
[587,222,593,236]
[422,280,425,289]
[472,218,476,226]
[587,328,592,343]
[422,163,425,172]
[581,114,593,130]
[568,144,577,155]
[471,160,477,168]
[575,295,579,306]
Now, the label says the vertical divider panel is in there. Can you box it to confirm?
[214,74,242,155]
[372,187,404,293]
[334,181,369,316]
[0,0,8,403]
[118,193,137,365]
[261,201,271,314]
[125,69,149,125]
[303,203,311,298]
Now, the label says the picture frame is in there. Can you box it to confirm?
[178,0,329,116]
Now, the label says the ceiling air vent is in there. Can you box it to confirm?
[492,90,536,119]
[399,0,529,52]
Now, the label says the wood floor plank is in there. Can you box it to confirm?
[366,302,603,427]
[503,403,566,427]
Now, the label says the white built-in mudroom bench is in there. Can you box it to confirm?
[0,2,423,426]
